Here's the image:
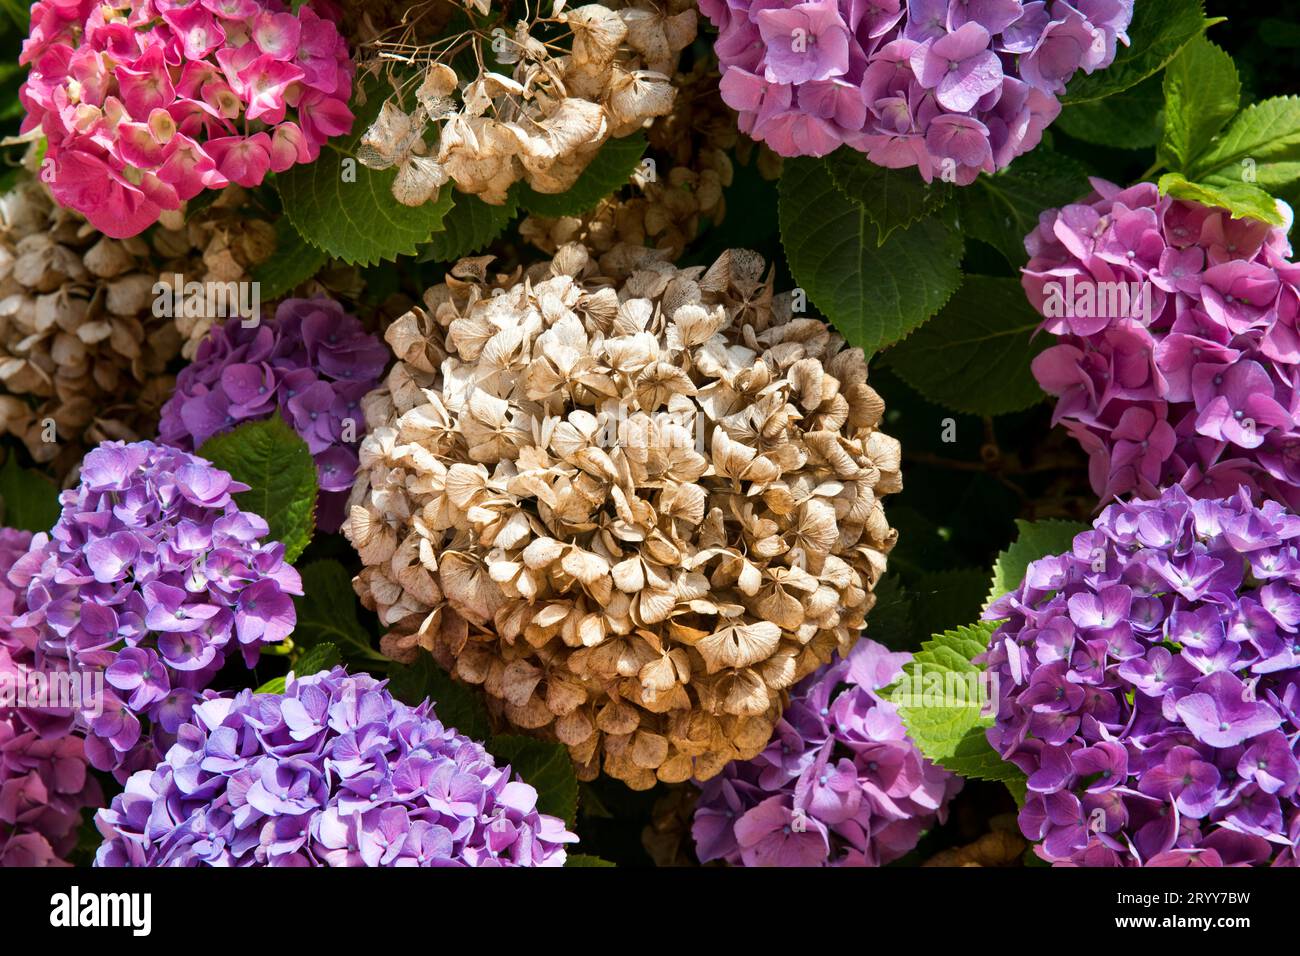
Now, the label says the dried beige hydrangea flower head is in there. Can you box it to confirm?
[346,243,900,789]
[0,175,183,476]
[152,187,277,358]
[520,58,782,260]
[352,0,696,206]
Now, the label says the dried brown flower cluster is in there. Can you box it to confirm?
[345,241,901,789]
[642,784,700,866]
[0,175,183,475]
[519,60,782,260]
[922,814,1026,867]
[153,188,277,358]
[354,1,697,206]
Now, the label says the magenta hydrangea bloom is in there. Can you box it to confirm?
[10,441,303,783]
[982,486,1300,867]
[701,0,1132,182]
[1024,179,1300,508]
[2,527,103,867]
[692,638,961,866]
[94,666,578,866]
[159,298,387,532]
[19,0,355,237]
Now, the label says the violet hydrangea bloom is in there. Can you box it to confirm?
[701,0,1132,181]
[94,666,578,866]
[159,298,387,532]
[1025,180,1300,508]
[692,638,961,866]
[19,0,355,238]
[982,486,1300,866]
[1,527,103,867]
[10,441,303,783]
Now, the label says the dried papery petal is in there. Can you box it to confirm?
[521,56,778,262]
[350,242,900,788]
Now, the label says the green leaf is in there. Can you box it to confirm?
[0,454,60,533]
[824,148,950,244]
[885,275,1048,416]
[892,622,1022,782]
[198,415,317,563]
[277,83,456,266]
[515,134,646,218]
[1158,36,1240,172]
[955,150,1092,266]
[1061,0,1220,104]
[255,675,287,694]
[779,156,963,356]
[253,218,329,301]
[986,518,1090,609]
[420,192,518,262]
[1056,73,1165,149]
[1158,171,1285,225]
[293,641,341,678]
[565,854,616,867]
[1188,96,1300,191]
[292,561,384,662]
[386,649,492,743]
[489,734,579,826]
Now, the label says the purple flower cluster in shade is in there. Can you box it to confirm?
[981,486,1300,867]
[691,639,961,866]
[94,666,578,866]
[10,441,302,783]
[2,528,103,867]
[699,0,1132,181]
[1025,181,1300,510]
[159,298,387,533]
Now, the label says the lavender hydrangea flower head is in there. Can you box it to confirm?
[94,666,578,866]
[692,638,961,866]
[701,0,1133,181]
[11,441,302,782]
[159,298,387,532]
[1025,181,1299,508]
[2,527,103,867]
[982,486,1300,866]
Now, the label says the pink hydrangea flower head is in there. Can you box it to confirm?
[19,0,354,237]
[1024,180,1300,510]
[703,0,1133,181]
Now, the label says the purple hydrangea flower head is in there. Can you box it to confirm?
[159,297,387,532]
[982,486,1300,866]
[93,666,578,866]
[691,638,961,866]
[10,441,302,782]
[2,527,103,866]
[1025,181,1300,508]
[702,0,1133,181]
